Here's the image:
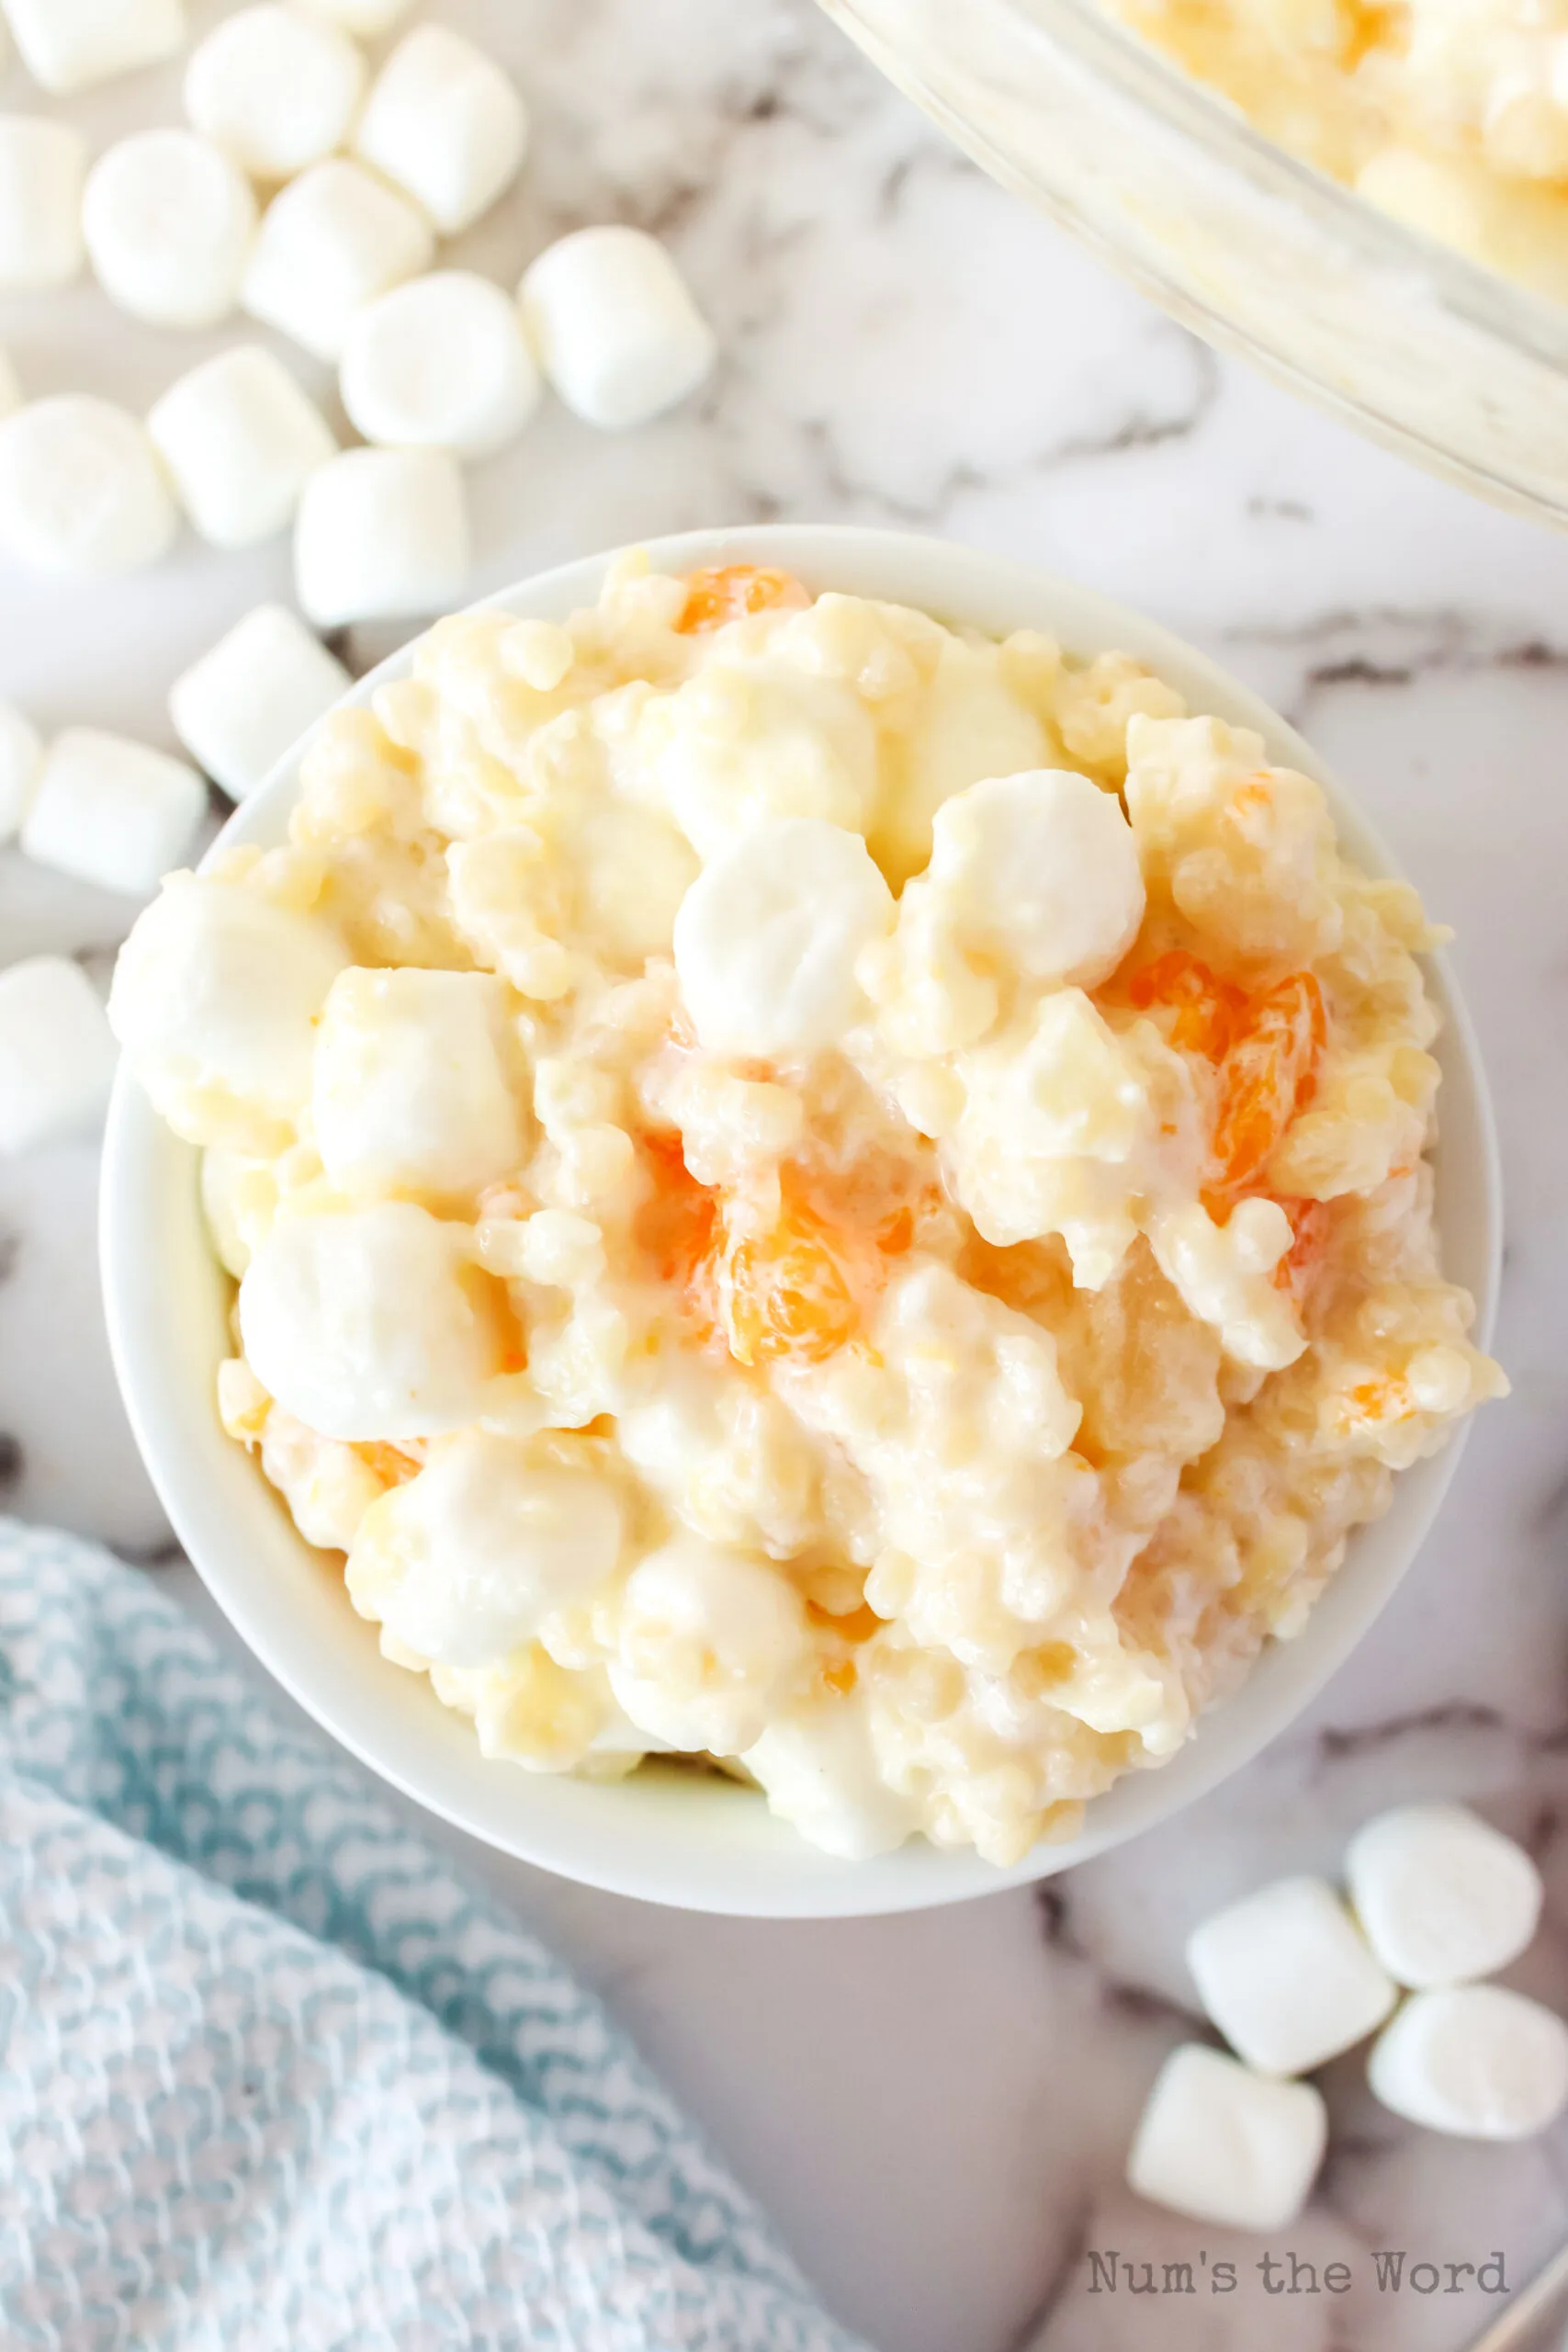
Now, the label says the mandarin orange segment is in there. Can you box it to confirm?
[1270,1197,1332,1296]
[676,565,812,633]
[720,1201,858,1367]
[355,1442,423,1488]
[1128,950,1245,1062]
[1212,971,1326,1193]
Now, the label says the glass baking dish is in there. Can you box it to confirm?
[822,0,1568,526]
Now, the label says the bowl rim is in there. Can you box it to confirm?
[100,524,1503,1917]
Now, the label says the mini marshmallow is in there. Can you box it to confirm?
[108,872,351,1143]
[0,347,22,420]
[1187,1875,1397,2075]
[239,1201,509,1441]
[672,817,894,1059]
[339,271,542,460]
[185,5,366,182]
[929,769,1146,989]
[294,446,469,628]
[346,1431,625,1668]
[243,158,434,363]
[609,1534,811,1757]
[1128,2045,1328,2231]
[1347,1804,1544,1990]
[1369,1985,1568,2140]
[311,967,525,1201]
[149,346,336,551]
[0,116,87,288]
[744,1691,919,1860]
[3,0,185,95]
[297,0,412,30]
[170,605,349,800]
[84,130,256,329]
[0,396,177,575]
[521,226,716,432]
[21,729,206,899]
[0,956,118,1156]
[353,25,527,236]
[0,700,41,840]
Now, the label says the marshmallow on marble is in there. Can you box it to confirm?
[520,226,716,432]
[243,158,433,363]
[1187,1875,1397,2075]
[340,271,542,460]
[84,130,256,330]
[240,1201,510,1441]
[1369,1985,1568,2140]
[929,768,1145,989]
[0,956,119,1157]
[3,0,185,94]
[0,347,22,421]
[1348,1804,1544,1991]
[1128,2045,1327,2231]
[0,700,40,841]
[22,729,206,899]
[311,967,526,1201]
[294,445,469,628]
[170,605,349,801]
[0,397,177,575]
[672,816,894,1059]
[0,116,87,288]
[186,5,366,183]
[354,24,526,236]
[150,346,336,551]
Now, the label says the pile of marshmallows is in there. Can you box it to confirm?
[0,0,719,1159]
[0,0,716,620]
[1129,1803,1568,2234]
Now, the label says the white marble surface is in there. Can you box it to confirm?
[4,4,1568,2348]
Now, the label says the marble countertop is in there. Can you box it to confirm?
[4,3,1568,2347]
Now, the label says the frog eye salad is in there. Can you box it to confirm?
[107,554,1506,1868]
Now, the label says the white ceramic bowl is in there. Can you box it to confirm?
[100,526,1501,1918]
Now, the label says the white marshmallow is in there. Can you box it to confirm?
[339,272,542,461]
[1187,1875,1397,2075]
[1347,1804,1544,1990]
[239,1201,508,1441]
[1127,2045,1327,2231]
[185,6,366,183]
[293,446,469,628]
[0,956,118,1156]
[609,1533,812,1758]
[242,158,433,363]
[3,0,184,95]
[744,1691,919,1860]
[1369,1985,1568,2139]
[346,1431,625,1668]
[928,768,1146,989]
[108,872,350,1144]
[672,816,894,1060]
[353,25,527,236]
[0,700,41,841]
[0,396,177,576]
[0,346,22,420]
[22,729,206,899]
[521,226,716,432]
[0,117,87,288]
[170,605,349,801]
[84,131,256,330]
[149,346,336,551]
[312,967,526,1202]
[297,0,412,29]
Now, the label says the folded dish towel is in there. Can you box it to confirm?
[0,1518,866,2352]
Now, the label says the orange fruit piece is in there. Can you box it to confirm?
[676,565,811,633]
[718,1195,858,1367]
[355,1442,423,1488]
[1128,950,1246,1062]
[1212,972,1327,1193]
[1270,1196,1332,1296]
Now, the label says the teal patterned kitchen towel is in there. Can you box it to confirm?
[0,1518,866,2352]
